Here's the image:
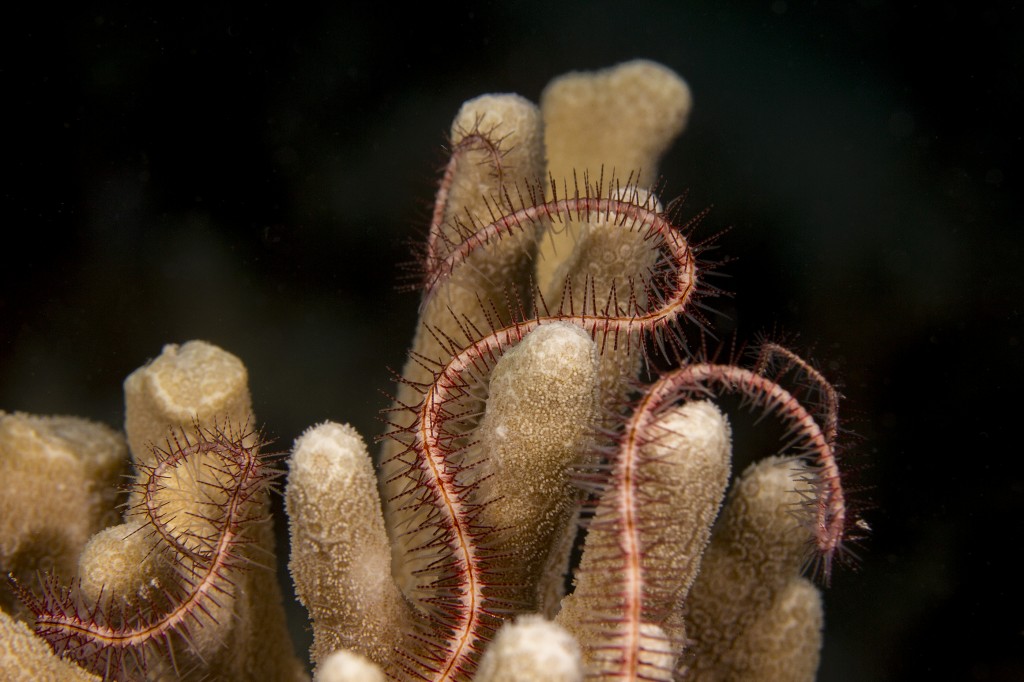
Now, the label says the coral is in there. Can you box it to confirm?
[0,609,101,682]
[3,341,305,681]
[0,413,127,617]
[474,615,582,682]
[287,59,852,681]
[2,60,855,681]
[682,458,826,681]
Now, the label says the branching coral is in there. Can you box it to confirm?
[287,60,855,681]
[2,341,305,681]
[1,60,857,681]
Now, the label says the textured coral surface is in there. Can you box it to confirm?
[2,61,849,682]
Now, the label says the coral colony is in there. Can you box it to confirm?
[1,61,858,681]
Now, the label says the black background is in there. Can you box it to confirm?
[2,2,1021,679]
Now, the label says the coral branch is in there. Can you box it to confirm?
[475,616,582,682]
[287,423,411,668]
[0,413,126,617]
[654,361,847,576]
[683,458,826,681]
[558,401,731,679]
[12,424,274,680]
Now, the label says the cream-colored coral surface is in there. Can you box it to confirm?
[1,60,834,682]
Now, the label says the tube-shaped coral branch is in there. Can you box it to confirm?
[287,422,412,668]
[0,609,101,682]
[537,60,692,292]
[541,61,693,185]
[382,93,548,607]
[557,401,731,679]
[475,616,583,682]
[121,341,303,681]
[0,413,126,617]
[123,340,254,467]
[314,650,387,682]
[683,457,825,681]
[471,322,599,615]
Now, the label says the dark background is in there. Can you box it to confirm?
[2,2,1021,679]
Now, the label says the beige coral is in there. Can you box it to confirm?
[122,341,303,681]
[2,341,305,682]
[314,650,387,682]
[556,400,733,676]
[380,92,549,600]
[285,59,835,681]
[0,412,126,616]
[475,615,583,682]
[538,59,693,292]
[288,421,410,666]
[683,457,825,681]
[0,609,100,682]
[1,60,844,682]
